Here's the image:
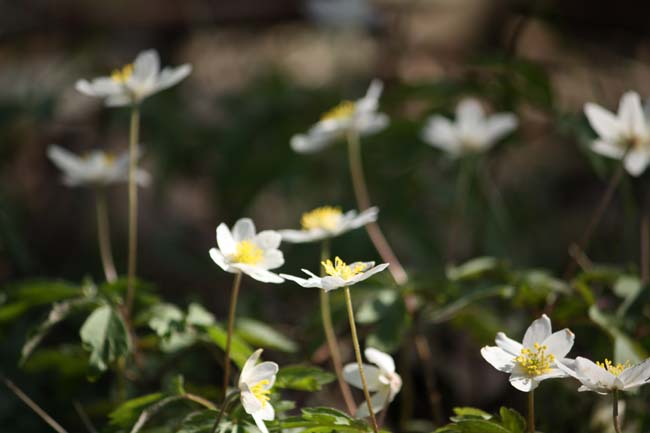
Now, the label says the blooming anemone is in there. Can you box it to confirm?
[481,314,575,392]
[290,80,389,154]
[76,49,192,107]
[239,349,279,433]
[279,206,378,243]
[47,144,150,187]
[281,256,388,292]
[209,218,285,283]
[584,91,650,176]
[558,357,650,394]
[343,347,402,417]
[422,98,517,157]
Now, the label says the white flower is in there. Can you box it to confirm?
[557,357,650,395]
[290,80,389,154]
[47,144,150,187]
[480,314,574,392]
[422,98,517,157]
[584,91,650,176]
[280,256,388,292]
[209,218,285,284]
[76,49,192,107]
[279,206,378,243]
[239,349,279,433]
[343,347,402,418]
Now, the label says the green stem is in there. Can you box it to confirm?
[527,390,535,433]
[344,287,379,433]
[319,240,356,415]
[210,391,239,433]
[126,104,140,314]
[346,129,408,286]
[613,390,622,433]
[95,188,117,283]
[223,272,243,401]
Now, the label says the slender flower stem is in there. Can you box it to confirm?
[613,390,623,433]
[126,104,141,314]
[527,390,535,433]
[210,391,240,433]
[344,286,379,433]
[3,377,69,433]
[95,188,117,283]
[319,240,356,415]
[346,130,408,286]
[223,272,243,401]
[641,213,649,286]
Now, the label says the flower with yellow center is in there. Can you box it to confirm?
[239,349,279,433]
[47,144,150,187]
[76,49,192,107]
[290,80,389,154]
[481,314,575,392]
[558,356,650,395]
[281,256,388,292]
[209,218,285,283]
[279,206,378,244]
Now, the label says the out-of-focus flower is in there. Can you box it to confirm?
[558,357,650,395]
[422,98,517,157]
[343,347,402,417]
[279,206,378,243]
[281,256,388,292]
[584,91,650,176]
[47,144,150,187]
[209,218,284,283]
[239,349,279,433]
[291,80,388,154]
[76,49,192,107]
[481,314,574,392]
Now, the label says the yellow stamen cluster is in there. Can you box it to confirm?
[111,63,134,83]
[301,206,343,231]
[321,257,364,280]
[231,240,263,265]
[321,100,355,121]
[250,379,271,407]
[596,359,630,376]
[515,343,555,376]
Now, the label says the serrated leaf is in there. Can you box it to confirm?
[177,409,227,433]
[454,419,511,433]
[204,324,253,369]
[236,317,298,353]
[275,365,335,391]
[80,305,131,379]
[499,407,525,433]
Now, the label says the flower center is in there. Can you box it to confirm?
[321,257,364,280]
[301,206,343,231]
[321,100,355,121]
[515,343,555,376]
[596,359,630,376]
[250,379,271,407]
[111,63,134,84]
[231,240,263,265]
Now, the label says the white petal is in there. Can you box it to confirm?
[624,150,650,177]
[240,348,264,384]
[290,131,338,154]
[216,223,236,256]
[209,248,234,274]
[278,229,327,243]
[422,116,460,155]
[584,102,622,142]
[358,113,389,135]
[155,64,192,91]
[252,413,270,433]
[618,91,647,137]
[591,139,625,159]
[241,389,263,414]
[574,357,617,391]
[346,263,389,286]
[355,387,391,418]
[343,363,381,391]
[238,266,284,284]
[259,250,284,270]
[535,367,569,381]
[232,218,256,241]
[253,230,282,250]
[245,362,279,385]
[320,276,347,292]
[256,403,275,421]
[456,98,484,125]
[365,347,395,373]
[280,273,322,288]
[484,113,518,144]
[619,359,650,390]
[342,207,379,231]
[509,372,538,392]
[495,332,523,356]
[105,93,132,107]
[481,346,516,373]
[523,314,552,348]
[542,328,574,359]
[132,49,160,85]
[47,145,84,176]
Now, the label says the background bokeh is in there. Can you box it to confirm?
[3,1,650,432]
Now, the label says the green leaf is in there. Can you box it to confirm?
[148,303,185,337]
[109,393,164,427]
[277,407,372,432]
[446,257,503,281]
[427,286,512,324]
[0,280,82,324]
[452,407,492,420]
[80,304,131,379]
[499,407,525,433]
[589,305,648,364]
[204,324,253,368]
[236,317,298,353]
[275,365,335,391]
[359,290,410,353]
[454,420,511,433]
[187,303,216,327]
[613,275,642,317]
[177,409,225,433]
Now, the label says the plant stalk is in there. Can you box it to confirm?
[210,391,239,433]
[95,188,117,283]
[126,104,141,313]
[527,390,535,433]
[344,286,379,433]
[613,390,623,433]
[223,272,243,401]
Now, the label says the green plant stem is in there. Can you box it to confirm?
[126,104,140,314]
[346,129,408,286]
[319,240,356,415]
[613,390,622,433]
[3,377,69,433]
[527,390,535,433]
[642,213,649,286]
[95,188,117,283]
[344,286,379,433]
[210,391,239,433]
[223,272,243,401]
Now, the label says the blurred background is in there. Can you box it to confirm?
[3,0,650,432]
